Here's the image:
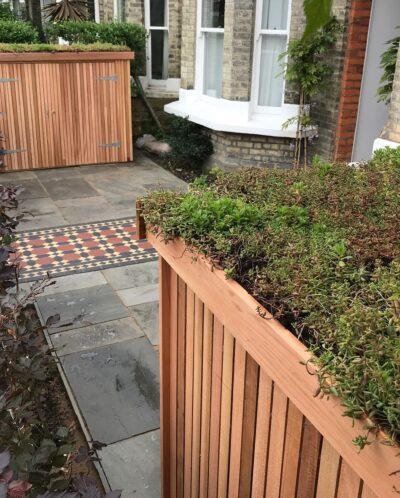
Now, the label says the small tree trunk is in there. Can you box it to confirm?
[26,0,45,41]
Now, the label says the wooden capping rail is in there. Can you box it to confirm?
[149,233,400,498]
[0,51,134,63]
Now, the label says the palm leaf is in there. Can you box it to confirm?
[42,0,89,21]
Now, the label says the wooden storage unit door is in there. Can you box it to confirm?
[0,52,134,170]
[153,236,400,498]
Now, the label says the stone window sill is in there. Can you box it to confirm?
[164,89,304,138]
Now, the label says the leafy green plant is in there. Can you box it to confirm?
[377,33,400,104]
[142,154,400,446]
[0,42,129,52]
[0,20,38,43]
[0,3,16,21]
[281,18,342,167]
[164,116,213,171]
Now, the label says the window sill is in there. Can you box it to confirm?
[164,89,305,138]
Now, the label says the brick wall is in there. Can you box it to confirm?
[180,0,197,89]
[126,0,144,24]
[381,37,400,142]
[168,0,182,79]
[222,0,256,101]
[207,131,294,169]
[99,0,113,22]
[333,0,373,161]
[309,0,353,161]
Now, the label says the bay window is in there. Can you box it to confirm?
[145,0,169,80]
[197,0,225,98]
[253,0,290,109]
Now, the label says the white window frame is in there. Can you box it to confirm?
[251,0,292,115]
[144,0,169,84]
[195,0,224,98]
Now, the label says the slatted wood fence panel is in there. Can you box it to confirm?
[156,243,391,498]
[0,52,133,170]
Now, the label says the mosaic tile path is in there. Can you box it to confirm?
[13,218,157,282]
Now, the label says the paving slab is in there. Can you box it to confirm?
[117,284,158,307]
[0,179,48,199]
[20,271,107,295]
[0,171,37,180]
[15,197,66,230]
[130,301,159,346]
[105,196,139,218]
[41,177,98,201]
[86,175,146,198]
[37,284,129,333]
[55,196,118,224]
[100,430,160,498]
[52,317,143,356]
[61,338,160,443]
[103,261,158,291]
[35,166,83,179]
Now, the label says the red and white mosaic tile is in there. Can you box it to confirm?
[12,218,157,282]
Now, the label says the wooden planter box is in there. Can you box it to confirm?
[0,51,133,171]
[150,234,400,498]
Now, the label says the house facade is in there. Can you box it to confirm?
[97,0,400,168]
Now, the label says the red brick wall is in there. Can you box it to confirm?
[334,0,373,161]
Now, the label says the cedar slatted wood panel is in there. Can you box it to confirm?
[153,236,399,498]
[0,52,133,170]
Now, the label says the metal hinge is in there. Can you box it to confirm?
[1,148,26,155]
[96,75,118,81]
[98,142,120,148]
[0,78,17,83]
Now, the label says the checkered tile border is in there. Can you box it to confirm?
[12,218,157,282]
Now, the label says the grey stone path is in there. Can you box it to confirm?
[3,154,187,498]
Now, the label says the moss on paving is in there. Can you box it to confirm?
[143,148,400,448]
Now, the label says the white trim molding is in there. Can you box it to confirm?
[373,137,400,152]
[165,89,302,137]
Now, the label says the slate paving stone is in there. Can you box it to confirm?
[100,430,160,498]
[52,317,143,356]
[61,338,160,443]
[55,196,118,224]
[130,301,159,346]
[41,177,98,201]
[117,284,158,307]
[14,198,66,231]
[37,284,129,333]
[0,171,36,180]
[103,261,158,291]
[86,176,146,198]
[35,166,83,179]
[0,179,48,199]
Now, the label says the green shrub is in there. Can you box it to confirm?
[0,42,129,52]
[0,20,38,43]
[165,116,213,170]
[0,2,15,20]
[143,155,400,446]
[44,20,146,52]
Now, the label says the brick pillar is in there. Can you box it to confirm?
[168,0,182,79]
[333,0,373,161]
[180,0,197,88]
[222,0,255,101]
[381,46,400,143]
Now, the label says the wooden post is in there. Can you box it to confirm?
[136,199,147,240]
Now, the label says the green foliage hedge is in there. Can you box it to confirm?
[143,147,400,447]
[44,21,146,53]
[0,42,130,53]
[0,20,38,43]
[0,2,16,20]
